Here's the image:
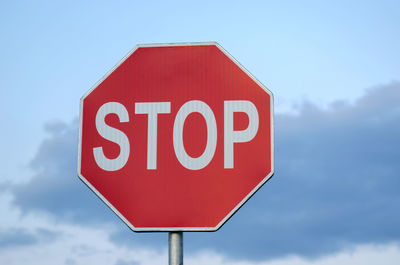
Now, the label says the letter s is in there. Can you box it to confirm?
[93,102,130,171]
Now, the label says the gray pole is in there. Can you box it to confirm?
[169,232,183,265]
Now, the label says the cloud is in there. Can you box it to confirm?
[9,82,400,260]
[0,227,57,250]
[115,259,140,265]
[1,192,399,265]
[11,119,119,224]
[0,229,37,249]
[185,243,400,265]
[1,222,400,265]
[0,201,166,265]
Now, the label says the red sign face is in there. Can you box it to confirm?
[78,43,274,231]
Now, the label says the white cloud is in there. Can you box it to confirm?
[186,243,400,265]
[0,191,167,265]
[1,189,399,265]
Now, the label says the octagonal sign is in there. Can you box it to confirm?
[78,42,274,231]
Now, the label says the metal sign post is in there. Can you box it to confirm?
[169,232,183,265]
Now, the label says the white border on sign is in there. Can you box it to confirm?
[77,42,274,232]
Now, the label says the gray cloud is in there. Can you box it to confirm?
[0,229,37,249]
[64,258,77,265]
[12,119,118,224]
[115,259,140,265]
[10,82,400,260]
[0,228,58,250]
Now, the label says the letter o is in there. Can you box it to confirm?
[173,100,217,170]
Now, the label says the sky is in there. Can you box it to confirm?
[1,0,400,264]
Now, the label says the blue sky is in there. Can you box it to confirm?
[1,1,400,264]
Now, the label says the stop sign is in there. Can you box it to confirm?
[78,43,274,231]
